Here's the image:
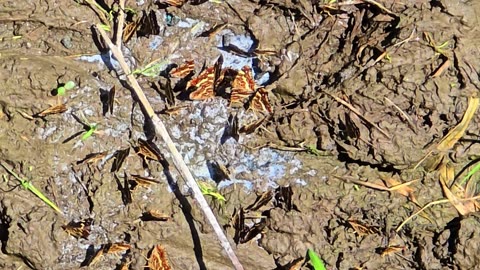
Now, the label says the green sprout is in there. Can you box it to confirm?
[0,162,62,214]
[56,81,76,96]
[307,249,327,270]
[79,113,98,141]
[132,58,169,77]
[198,181,225,202]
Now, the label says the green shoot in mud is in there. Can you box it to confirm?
[459,160,480,186]
[307,249,327,270]
[0,162,62,214]
[56,81,76,96]
[424,32,450,57]
[198,181,225,202]
[79,113,98,141]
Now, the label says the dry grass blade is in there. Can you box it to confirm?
[396,194,480,232]
[383,177,420,205]
[439,163,476,215]
[34,103,67,117]
[415,97,479,169]
[148,245,172,270]
[327,93,391,138]
[384,97,416,132]
[431,58,450,78]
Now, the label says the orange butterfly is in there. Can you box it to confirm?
[249,87,272,114]
[230,65,255,106]
[169,60,195,78]
[188,55,223,100]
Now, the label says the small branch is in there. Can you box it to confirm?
[95,25,244,270]
[115,0,125,48]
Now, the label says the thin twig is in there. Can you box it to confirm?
[115,0,125,48]
[384,97,416,133]
[326,93,391,139]
[95,25,244,270]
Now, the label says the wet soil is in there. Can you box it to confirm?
[1,0,480,269]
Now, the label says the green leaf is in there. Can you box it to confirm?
[81,124,97,141]
[132,59,169,77]
[0,162,62,214]
[57,86,66,96]
[307,249,327,270]
[64,81,76,90]
[198,182,225,201]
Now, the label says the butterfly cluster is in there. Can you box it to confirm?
[168,56,273,114]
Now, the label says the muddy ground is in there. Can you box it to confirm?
[1,0,480,269]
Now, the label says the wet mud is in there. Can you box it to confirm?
[1,0,480,269]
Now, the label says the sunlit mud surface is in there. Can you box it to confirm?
[1,0,480,269]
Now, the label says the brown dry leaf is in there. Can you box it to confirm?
[34,103,67,117]
[437,97,479,151]
[104,242,132,254]
[439,163,477,215]
[415,97,479,169]
[382,177,419,205]
[148,245,172,270]
[89,248,104,266]
[347,219,379,236]
[141,210,171,221]
[380,245,406,257]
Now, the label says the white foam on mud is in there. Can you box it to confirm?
[168,99,302,191]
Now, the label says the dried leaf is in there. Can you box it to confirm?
[34,104,67,117]
[123,18,140,43]
[108,85,116,115]
[416,97,479,169]
[103,242,132,254]
[439,163,476,215]
[239,115,268,134]
[239,220,266,244]
[157,0,186,7]
[89,248,104,266]
[347,219,379,236]
[382,177,419,205]
[141,210,171,221]
[274,186,298,212]
[129,174,161,189]
[197,23,228,39]
[380,245,406,257]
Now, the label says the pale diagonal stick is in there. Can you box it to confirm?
[95,25,244,270]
